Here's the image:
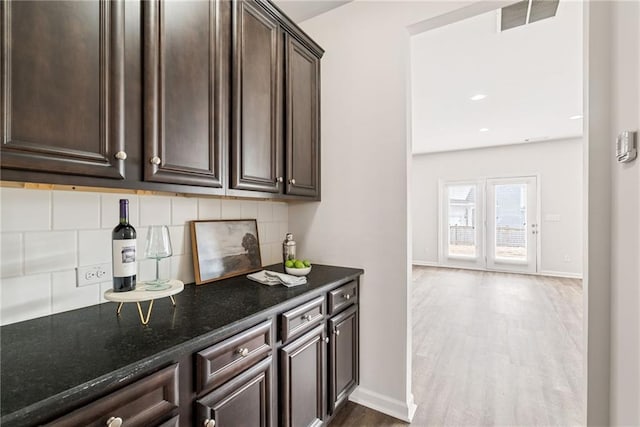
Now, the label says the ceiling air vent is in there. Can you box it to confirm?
[500,0,559,31]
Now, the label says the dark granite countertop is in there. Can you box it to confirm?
[0,264,363,427]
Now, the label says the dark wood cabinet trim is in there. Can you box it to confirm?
[328,304,359,414]
[143,0,227,189]
[196,355,273,427]
[0,0,126,179]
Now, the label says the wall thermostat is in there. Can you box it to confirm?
[616,131,637,163]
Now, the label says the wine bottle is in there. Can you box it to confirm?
[112,199,137,292]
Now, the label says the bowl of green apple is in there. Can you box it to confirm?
[285,259,312,276]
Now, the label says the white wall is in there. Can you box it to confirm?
[0,187,288,325]
[609,0,640,424]
[412,138,583,277]
[289,0,486,421]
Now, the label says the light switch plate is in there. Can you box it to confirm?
[77,263,111,287]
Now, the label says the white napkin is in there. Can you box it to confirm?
[247,270,307,287]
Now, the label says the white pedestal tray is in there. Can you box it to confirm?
[103,280,184,325]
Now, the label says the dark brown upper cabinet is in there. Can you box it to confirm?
[230,0,323,199]
[284,34,320,198]
[143,0,228,190]
[0,0,126,179]
[230,0,283,193]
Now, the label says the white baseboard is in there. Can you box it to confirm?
[348,386,418,422]
[411,260,439,267]
[538,270,583,279]
[413,261,582,280]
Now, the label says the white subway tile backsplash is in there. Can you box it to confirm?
[279,222,289,241]
[1,273,52,325]
[198,198,221,220]
[172,197,198,225]
[78,230,111,266]
[171,254,194,284]
[1,233,23,278]
[241,201,258,220]
[101,194,139,229]
[24,231,76,274]
[221,199,242,219]
[273,202,288,223]
[257,202,273,222]
[53,191,100,230]
[139,196,171,226]
[2,188,287,322]
[52,270,100,314]
[169,226,186,255]
[1,188,50,232]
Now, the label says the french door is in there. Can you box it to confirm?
[440,177,538,273]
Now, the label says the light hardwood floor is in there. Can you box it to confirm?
[330,267,584,426]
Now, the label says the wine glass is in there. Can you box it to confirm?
[144,225,173,289]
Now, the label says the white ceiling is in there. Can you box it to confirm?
[274,0,351,23]
[411,1,583,154]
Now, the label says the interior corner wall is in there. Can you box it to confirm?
[287,0,476,421]
[412,138,583,277]
[609,0,640,424]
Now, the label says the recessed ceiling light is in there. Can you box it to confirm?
[470,94,487,101]
[569,115,583,120]
[479,128,489,132]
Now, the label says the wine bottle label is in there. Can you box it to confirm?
[112,239,137,277]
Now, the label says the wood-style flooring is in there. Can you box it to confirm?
[330,267,584,426]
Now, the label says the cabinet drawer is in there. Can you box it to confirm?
[196,319,273,394]
[328,281,358,315]
[46,364,179,427]
[280,295,324,343]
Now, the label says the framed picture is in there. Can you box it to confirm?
[190,219,262,285]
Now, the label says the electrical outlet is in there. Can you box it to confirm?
[77,263,112,287]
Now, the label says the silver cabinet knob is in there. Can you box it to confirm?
[114,151,127,160]
[289,178,296,185]
[106,417,123,427]
[324,337,329,343]
[334,329,340,336]
[276,176,283,183]
[344,293,351,300]
[150,156,161,165]
[303,314,312,322]
[204,419,216,427]
[236,347,249,357]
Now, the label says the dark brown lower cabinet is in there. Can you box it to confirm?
[328,304,359,414]
[280,324,326,427]
[196,356,273,427]
[45,364,179,427]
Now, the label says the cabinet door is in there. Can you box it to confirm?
[328,305,359,414]
[284,35,320,198]
[196,356,273,427]
[0,0,125,179]
[280,324,325,427]
[143,0,227,189]
[230,0,282,193]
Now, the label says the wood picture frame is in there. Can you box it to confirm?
[190,219,262,285]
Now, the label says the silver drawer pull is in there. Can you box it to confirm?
[114,151,127,160]
[303,314,312,322]
[334,329,340,336]
[150,156,161,165]
[106,417,123,427]
[324,337,329,343]
[289,178,296,185]
[343,293,351,300]
[204,419,216,427]
[236,347,249,357]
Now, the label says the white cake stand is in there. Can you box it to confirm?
[104,280,184,325]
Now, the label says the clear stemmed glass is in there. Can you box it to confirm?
[144,225,173,289]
